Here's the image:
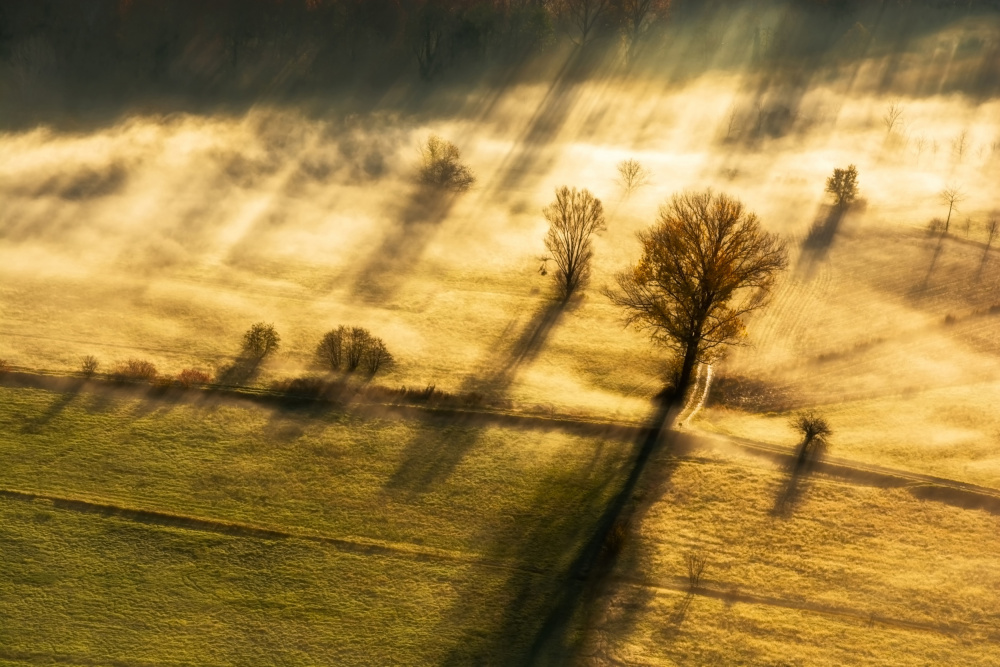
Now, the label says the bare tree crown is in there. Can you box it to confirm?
[543,186,607,298]
[604,190,787,389]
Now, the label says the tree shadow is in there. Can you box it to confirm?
[916,233,946,292]
[385,296,569,494]
[214,355,263,386]
[521,401,682,664]
[19,383,83,434]
[797,204,846,276]
[772,439,827,517]
[351,186,456,303]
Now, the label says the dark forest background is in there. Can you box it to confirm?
[1,0,999,127]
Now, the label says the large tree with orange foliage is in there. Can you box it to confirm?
[604,190,787,402]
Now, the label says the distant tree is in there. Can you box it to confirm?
[242,322,280,361]
[825,164,859,210]
[882,101,903,135]
[316,326,347,371]
[952,131,969,161]
[365,337,394,375]
[985,217,999,251]
[419,135,475,192]
[604,190,788,402]
[983,217,998,269]
[617,158,650,195]
[543,186,607,298]
[344,326,372,372]
[939,186,965,234]
[618,0,670,62]
[558,0,614,46]
[81,355,100,377]
[790,411,831,473]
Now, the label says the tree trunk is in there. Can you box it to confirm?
[674,340,700,406]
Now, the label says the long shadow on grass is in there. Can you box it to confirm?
[436,398,681,665]
[385,297,568,493]
[797,205,846,277]
[351,187,456,303]
[19,381,83,434]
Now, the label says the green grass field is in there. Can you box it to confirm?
[0,385,635,665]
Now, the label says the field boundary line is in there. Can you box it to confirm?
[613,578,971,639]
[5,369,1000,513]
[0,487,552,579]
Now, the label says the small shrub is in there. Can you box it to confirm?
[110,358,158,382]
[686,553,708,590]
[989,304,1000,315]
[81,355,99,377]
[177,368,211,388]
[275,376,331,400]
[153,375,176,388]
[0,358,10,374]
[927,217,946,235]
[944,313,957,325]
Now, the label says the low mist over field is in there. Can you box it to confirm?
[2,1,1000,665]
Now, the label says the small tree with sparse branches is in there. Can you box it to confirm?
[617,158,650,195]
[791,411,831,473]
[543,186,607,298]
[883,101,903,135]
[419,135,475,192]
[825,165,859,210]
[242,322,280,361]
[940,187,965,234]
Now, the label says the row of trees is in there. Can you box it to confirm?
[3,0,992,96]
[538,179,788,400]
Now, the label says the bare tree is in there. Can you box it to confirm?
[914,135,926,157]
[81,355,99,377]
[686,553,707,590]
[365,337,394,375]
[316,326,347,371]
[345,326,372,372]
[952,131,969,161]
[983,218,999,268]
[617,158,650,195]
[619,0,671,62]
[986,218,999,251]
[939,186,965,234]
[825,164,859,210]
[419,135,475,192]
[559,0,614,46]
[543,186,607,298]
[242,322,281,361]
[604,190,788,401]
[726,103,740,140]
[883,100,903,135]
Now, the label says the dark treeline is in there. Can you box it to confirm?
[1,0,999,125]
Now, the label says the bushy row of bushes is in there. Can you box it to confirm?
[316,325,393,375]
